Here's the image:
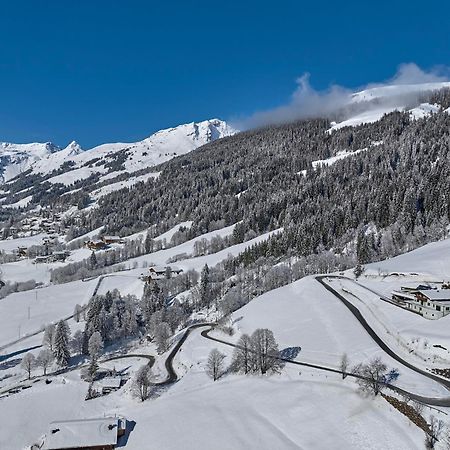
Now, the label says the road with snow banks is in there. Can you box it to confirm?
[315,275,450,407]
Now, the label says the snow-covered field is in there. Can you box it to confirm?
[1,230,450,449]
[0,233,48,253]
[0,279,96,348]
[0,278,432,450]
[121,329,425,450]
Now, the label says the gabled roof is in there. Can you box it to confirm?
[418,290,450,301]
[392,290,416,300]
[43,417,119,450]
[98,376,122,389]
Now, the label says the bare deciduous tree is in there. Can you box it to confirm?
[353,357,387,396]
[36,348,54,375]
[21,353,36,379]
[231,334,254,374]
[251,328,284,375]
[73,304,83,322]
[206,349,226,381]
[425,416,445,449]
[43,324,56,352]
[133,365,153,401]
[71,330,85,355]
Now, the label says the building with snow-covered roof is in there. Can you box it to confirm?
[86,239,108,251]
[97,376,123,395]
[392,288,450,320]
[102,235,124,244]
[42,417,126,450]
[148,265,183,279]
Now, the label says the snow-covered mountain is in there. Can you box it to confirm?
[329,81,450,131]
[350,81,450,103]
[0,141,61,183]
[0,119,236,185]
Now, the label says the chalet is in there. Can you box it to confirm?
[102,236,124,245]
[392,288,450,320]
[148,265,183,279]
[34,251,70,264]
[43,236,59,245]
[87,240,108,251]
[51,250,70,262]
[43,417,126,450]
[35,256,51,264]
[98,376,123,395]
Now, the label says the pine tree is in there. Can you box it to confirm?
[89,251,98,270]
[54,320,71,367]
[200,264,211,307]
[86,358,99,382]
[140,282,164,324]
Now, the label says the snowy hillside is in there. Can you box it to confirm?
[351,82,450,103]
[329,81,450,131]
[3,236,449,449]
[0,119,236,184]
[0,141,61,183]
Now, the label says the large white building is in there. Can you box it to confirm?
[392,288,450,320]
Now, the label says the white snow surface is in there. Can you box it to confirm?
[409,103,441,119]
[2,235,450,449]
[0,279,97,346]
[311,148,367,169]
[351,82,450,103]
[329,81,450,131]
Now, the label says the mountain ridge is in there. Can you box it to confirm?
[0,118,236,184]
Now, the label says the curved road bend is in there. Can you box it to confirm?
[316,275,450,406]
[156,323,214,385]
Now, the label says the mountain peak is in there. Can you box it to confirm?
[63,141,84,156]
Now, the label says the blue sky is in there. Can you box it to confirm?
[0,0,449,147]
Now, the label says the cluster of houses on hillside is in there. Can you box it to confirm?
[9,235,70,264]
[392,284,450,320]
[2,213,66,240]
[85,236,125,251]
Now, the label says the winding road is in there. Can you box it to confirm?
[148,273,450,407]
[316,275,450,406]
[3,270,450,408]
